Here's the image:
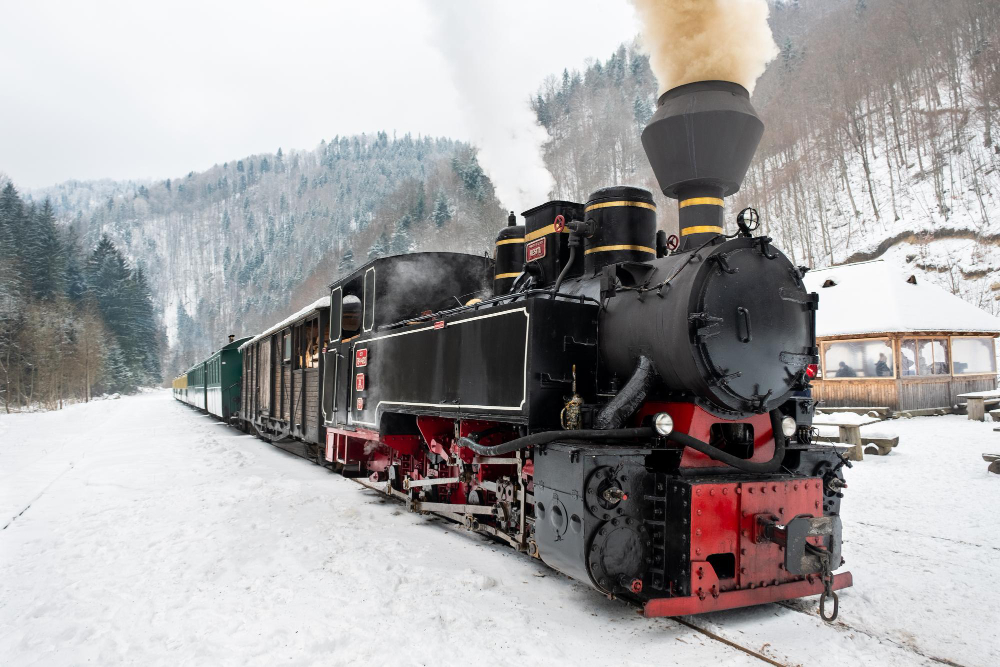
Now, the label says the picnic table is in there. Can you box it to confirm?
[812,416,883,461]
[957,390,1000,421]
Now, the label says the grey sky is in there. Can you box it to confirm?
[1,1,639,189]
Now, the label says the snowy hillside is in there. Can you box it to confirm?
[536,0,1000,316]
[29,136,507,379]
[1,391,998,666]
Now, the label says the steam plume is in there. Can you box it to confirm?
[630,0,779,95]
[427,2,554,213]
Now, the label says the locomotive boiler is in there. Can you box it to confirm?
[181,79,852,622]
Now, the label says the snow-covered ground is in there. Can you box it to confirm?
[1,391,997,666]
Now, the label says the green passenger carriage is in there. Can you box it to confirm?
[172,335,251,421]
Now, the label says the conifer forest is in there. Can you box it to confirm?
[0,183,161,410]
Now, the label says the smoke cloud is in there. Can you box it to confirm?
[427,2,555,213]
[630,0,779,95]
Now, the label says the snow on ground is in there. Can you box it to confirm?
[1,392,998,666]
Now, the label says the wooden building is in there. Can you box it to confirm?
[803,260,1000,413]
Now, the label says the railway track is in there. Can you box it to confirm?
[263,438,794,664]
[256,433,969,667]
[856,520,1000,553]
[776,600,966,667]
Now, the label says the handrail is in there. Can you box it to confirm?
[381,288,598,332]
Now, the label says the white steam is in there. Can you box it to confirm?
[630,0,779,95]
[427,2,554,213]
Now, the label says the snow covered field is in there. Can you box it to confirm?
[1,391,997,666]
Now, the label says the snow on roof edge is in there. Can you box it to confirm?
[239,296,331,351]
[804,259,1000,337]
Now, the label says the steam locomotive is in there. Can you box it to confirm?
[173,80,852,620]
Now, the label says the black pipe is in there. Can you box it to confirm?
[553,244,578,294]
[665,409,787,473]
[459,410,786,473]
[594,355,658,430]
[458,426,655,457]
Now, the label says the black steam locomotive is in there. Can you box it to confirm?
[176,80,852,620]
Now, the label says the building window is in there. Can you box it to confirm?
[283,331,292,362]
[951,337,996,375]
[823,339,894,379]
[900,338,949,376]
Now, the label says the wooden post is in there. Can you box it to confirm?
[967,397,986,421]
[839,424,864,461]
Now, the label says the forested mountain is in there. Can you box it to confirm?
[25,0,1000,386]
[32,135,506,379]
[533,0,1000,313]
[0,183,160,410]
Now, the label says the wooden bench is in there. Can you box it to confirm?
[862,436,899,456]
[984,453,1000,475]
[815,406,892,419]
[957,390,1000,421]
[811,417,883,461]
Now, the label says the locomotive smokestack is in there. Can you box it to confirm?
[641,80,763,250]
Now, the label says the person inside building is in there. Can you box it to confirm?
[875,352,892,377]
[835,361,857,377]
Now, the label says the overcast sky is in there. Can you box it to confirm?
[0,1,640,190]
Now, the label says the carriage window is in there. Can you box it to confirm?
[302,319,320,369]
[951,337,996,375]
[900,338,949,376]
[823,339,893,379]
[282,331,292,362]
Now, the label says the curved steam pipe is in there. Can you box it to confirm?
[458,427,654,458]
[552,244,578,294]
[594,355,658,429]
[459,409,787,473]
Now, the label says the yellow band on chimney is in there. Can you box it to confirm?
[681,225,723,236]
[583,200,657,213]
[679,197,724,208]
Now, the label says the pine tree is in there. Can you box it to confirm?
[412,183,426,221]
[337,249,355,276]
[23,199,66,301]
[101,340,135,395]
[62,225,87,302]
[633,96,652,128]
[0,182,26,264]
[432,190,452,228]
[368,231,390,260]
[391,215,413,253]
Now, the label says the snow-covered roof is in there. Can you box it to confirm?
[804,260,1000,338]
[239,296,331,351]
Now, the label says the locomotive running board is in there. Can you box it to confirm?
[643,572,853,617]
